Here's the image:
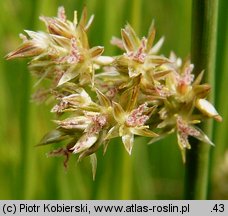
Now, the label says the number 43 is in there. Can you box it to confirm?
[213,204,224,212]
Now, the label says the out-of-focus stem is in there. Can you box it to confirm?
[18,0,38,199]
[185,0,218,199]
[121,0,142,199]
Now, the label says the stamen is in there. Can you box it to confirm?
[126,103,149,127]
[86,114,107,134]
[177,116,200,137]
[127,37,147,63]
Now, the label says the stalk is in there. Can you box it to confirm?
[185,0,218,199]
[120,0,142,199]
[213,0,228,174]
[211,0,228,198]
[18,0,38,199]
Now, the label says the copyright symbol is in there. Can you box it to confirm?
[3,204,16,214]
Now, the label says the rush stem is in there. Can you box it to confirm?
[184,0,218,199]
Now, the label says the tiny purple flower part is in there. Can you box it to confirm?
[126,103,149,127]
[176,64,194,94]
[127,37,147,63]
[176,116,200,148]
[56,38,81,64]
[86,114,107,135]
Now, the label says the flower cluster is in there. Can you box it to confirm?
[6,7,222,177]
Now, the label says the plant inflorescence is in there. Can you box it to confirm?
[6,6,222,177]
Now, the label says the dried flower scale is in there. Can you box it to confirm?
[6,6,222,178]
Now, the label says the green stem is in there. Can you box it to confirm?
[131,0,141,32]
[18,0,38,199]
[213,0,228,175]
[185,0,218,199]
[120,0,142,199]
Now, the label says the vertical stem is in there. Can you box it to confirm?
[18,0,38,199]
[211,0,228,198]
[213,0,228,174]
[120,0,142,199]
[131,0,141,32]
[185,0,218,199]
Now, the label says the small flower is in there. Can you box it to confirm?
[5,31,50,60]
[113,22,166,78]
[176,116,214,162]
[176,116,200,149]
[51,87,93,113]
[111,101,157,154]
[6,6,105,91]
[70,113,107,154]
[105,86,158,154]
[125,37,147,63]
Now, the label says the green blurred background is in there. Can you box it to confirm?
[0,0,227,199]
